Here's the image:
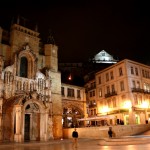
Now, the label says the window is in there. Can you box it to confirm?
[91,82,96,88]
[106,86,110,94]
[106,73,109,81]
[20,57,28,77]
[98,76,101,84]
[142,70,145,77]
[102,52,105,56]
[132,80,136,88]
[145,70,148,78]
[61,87,65,96]
[135,68,138,76]
[67,88,74,97]
[147,71,150,78]
[90,91,92,97]
[134,94,138,105]
[108,100,112,108]
[121,95,126,105]
[112,98,117,107]
[99,88,102,97]
[144,83,146,90]
[110,71,114,80]
[137,81,140,89]
[94,109,96,115]
[90,110,92,115]
[131,67,134,75]
[90,90,95,97]
[92,90,95,96]
[77,90,81,98]
[120,81,125,91]
[111,84,115,93]
[119,67,123,76]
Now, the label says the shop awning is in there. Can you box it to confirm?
[77,115,115,121]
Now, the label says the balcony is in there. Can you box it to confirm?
[105,91,117,98]
[131,88,150,94]
[89,104,97,108]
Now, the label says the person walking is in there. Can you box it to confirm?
[108,127,113,138]
[72,128,78,148]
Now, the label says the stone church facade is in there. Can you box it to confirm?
[0,22,63,142]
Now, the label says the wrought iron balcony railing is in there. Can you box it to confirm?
[105,91,117,98]
[131,88,150,94]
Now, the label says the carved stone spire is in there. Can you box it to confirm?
[47,29,55,45]
[35,24,38,32]
[17,15,20,24]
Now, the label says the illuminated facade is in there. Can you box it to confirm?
[92,50,119,63]
[85,59,150,125]
[0,22,63,142]
[0,19,87,142]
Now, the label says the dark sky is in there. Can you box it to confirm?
[0,0,150,64]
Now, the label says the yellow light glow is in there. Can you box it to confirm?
[101,106,109,113]
[141,101,148,108]
[68,75,72,80]
[124,101,132,108]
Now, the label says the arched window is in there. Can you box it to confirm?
[20,57,28,77]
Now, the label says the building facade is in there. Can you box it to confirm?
[61,83,86,128]
[85,59,150,126]
[0,22,63,142]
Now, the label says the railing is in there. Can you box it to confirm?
[132,88,150,94]
[105,91,117,98]
[88,104,97,108]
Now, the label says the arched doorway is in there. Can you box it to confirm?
[62,106,83,128]
[2,93,53,142]
[24,103,40,141]
[23,100,50,142]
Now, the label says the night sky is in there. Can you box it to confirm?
[0,0,150,64]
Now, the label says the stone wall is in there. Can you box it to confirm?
[63,124,150,139]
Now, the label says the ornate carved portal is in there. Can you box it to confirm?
[24,103,40,141]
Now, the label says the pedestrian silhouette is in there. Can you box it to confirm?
[108,127,113,138]
[72,128,78,148]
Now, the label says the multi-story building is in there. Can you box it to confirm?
[84,59,150,126]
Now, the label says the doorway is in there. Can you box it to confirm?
[24,114,30,141]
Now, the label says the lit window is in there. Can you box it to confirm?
[99,88,102,97]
